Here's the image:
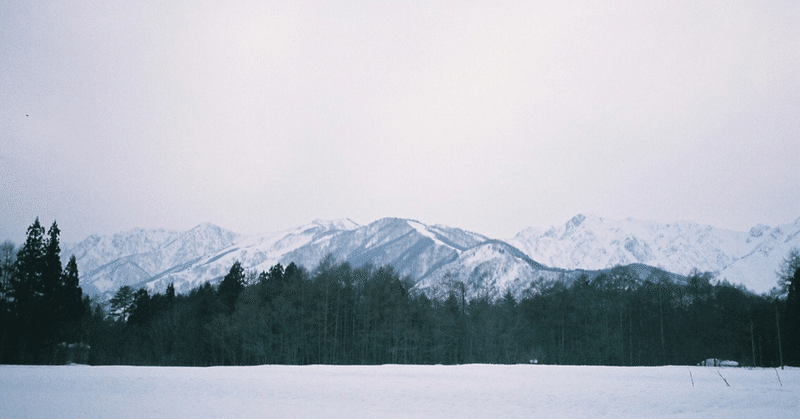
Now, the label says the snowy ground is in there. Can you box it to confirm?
[2,364,798,418]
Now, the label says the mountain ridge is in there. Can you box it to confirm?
[62,215,800,299]
[510,214,800,293]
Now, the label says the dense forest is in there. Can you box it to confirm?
[1,218,799,367]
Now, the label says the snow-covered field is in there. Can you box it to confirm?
[2,364,797,418]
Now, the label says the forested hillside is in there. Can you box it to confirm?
[63,216,799,301]
[2,219,799,367]
[84,258,795,367]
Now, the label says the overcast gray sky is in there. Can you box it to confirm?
[2,0,799,244]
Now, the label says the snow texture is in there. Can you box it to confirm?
[511,214,800,293]
[2,364,797,418]
[64,215,800,300]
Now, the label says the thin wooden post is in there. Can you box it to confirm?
[750,319,757,367]
[775,302,784,370]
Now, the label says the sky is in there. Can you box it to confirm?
[2,0,799,245]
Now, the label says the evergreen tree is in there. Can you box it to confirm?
[0,240,15,362]
[3,220,85,363]
[0,240,15,306]
[12,219,46,310]
[259,263,284,302]
[165,283,176,307]
[441,292,465,364]
[284,262,302,282]
[128,289,152,326]
[218,261,245,313]
[58,256,84,342]
[110,286,136,322]
[499,290,520,363]
[40,221,64,346]
[42,221,62,306]
[780,249,800,365]
[11,218,47,362]
[778,248,800,295]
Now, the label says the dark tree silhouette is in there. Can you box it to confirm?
[218,261,245,313]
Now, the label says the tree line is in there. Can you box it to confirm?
[1,218,799,366]
[1,218,86,364]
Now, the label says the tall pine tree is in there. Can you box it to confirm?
[11,218,47,363]
[59,256,84,342]
[7,219,85,363]
[41,221,63,344]
[781,249,800,365]
[0,240,16,363]
[219,261,245,313]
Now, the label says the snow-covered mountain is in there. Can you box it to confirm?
[67,217,563,300]
[141,218,362,294]
[509,214,800,293]
[414,240,559,299]
[66,223,241,295]
[64,215,799,300]
[121,217,497,297]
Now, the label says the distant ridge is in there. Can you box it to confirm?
[63,215,800,299]
[509,214,800,293]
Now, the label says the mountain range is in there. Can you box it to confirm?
[510,214,800,294]
[63,215,800,300]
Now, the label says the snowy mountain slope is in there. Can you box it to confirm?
[282,218,488,280]
[65,228,181,276]
[67,214,799,300]
[135,219,361,295]
[414,241,684,301]
[70,217,505,299]
[510,214,800,293]
[65,223,241,295]
[415,240,561,300]
[139,218,488,296]
[137,216,683,302]
[716,221,800,292]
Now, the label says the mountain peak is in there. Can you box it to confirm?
[68,215,800,299]
[312,218,360,231]
[191,222,222,230]
[748,224,770,238]
[566,214,587,229]
[511,215,800,293]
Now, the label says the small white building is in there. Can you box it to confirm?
[699,358,738,367]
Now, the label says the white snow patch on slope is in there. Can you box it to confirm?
[312,218,360,231]
[407,220,451,249]
[511,214,800,293]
